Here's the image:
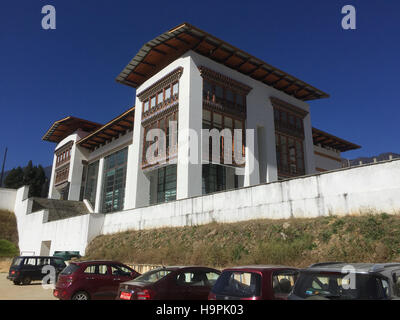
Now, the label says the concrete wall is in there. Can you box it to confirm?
[101,159,400,234]
[314,145,342,172]
[0,188,17,212]
[14,158,400,256]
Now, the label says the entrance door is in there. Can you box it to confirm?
[40,241,51,256]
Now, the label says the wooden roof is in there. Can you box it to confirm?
[42,116,103,143]
[312,128,361,152]
[117,22,329,101]
[77,107,135,150]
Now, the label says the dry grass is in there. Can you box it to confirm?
[84,213,400,269]
[0,210,18,245]
[0,258,12,273]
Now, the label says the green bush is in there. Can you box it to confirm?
[0,239,19,258]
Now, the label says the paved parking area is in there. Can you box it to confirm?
[0,273,57,300]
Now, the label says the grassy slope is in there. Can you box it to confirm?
[0,210,19,258]
[84,213,400,268]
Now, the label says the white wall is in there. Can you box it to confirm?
[314,145,342,171]
[0,188,17,212]
[102,159,400,234]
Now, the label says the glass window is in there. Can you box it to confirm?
[84,265,97,274]
[272,271,298,296]
[84,161,99,208]
[226,89,234,102]
[215,85,223,99]
[157,165,177,203]
[111,265,132,276]
[101,148,128,213]
[144,100,149,112]
[203,81,213,100]
[213,113,222,128]
[165,87,171,100]
[134,269,172,283]
[212,271,261,298]
[172,82,179,96]
[157,91,163,105]
[150,96,156,108]
[98,265,108,275]
[236,93,244,106]
[177,271,207,287]
[224,117,233,129]
[202,164,226,194]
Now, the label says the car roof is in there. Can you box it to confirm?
[153,266,219,271]
[305,262,400,274]
[70,260,125,265]
[223,265,298,272]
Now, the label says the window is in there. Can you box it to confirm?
[101,148,128,213]
[98,265,108,275]
[111,265,132,276]
[84,161,99,207]
[212,271,261,298]
[272,271,298,296]
[165,87,171,100]
[275,133,305,177]
[23,258,37,266]
[144,100,149,112]
[150,96,156,109]
[176,271,208,287]
[134,269,172,283]
[202,164,226,194]
[157,91,163,105]
[203,80,213,100]
[172,82,179,96]
[157,165,177,203]
[84,265,96,274]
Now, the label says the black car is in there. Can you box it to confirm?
[7,256,67,285]
[289,262,400,300]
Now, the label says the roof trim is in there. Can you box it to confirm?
[312,127,361,152]
[116,22,330,101]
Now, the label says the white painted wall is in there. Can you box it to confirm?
[314,145,342,171]
[13,159,400,256]
[0,188,17,212]
[102,159,400,234]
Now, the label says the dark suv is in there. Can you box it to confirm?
[289,262,400,300]
[7,256,67,285]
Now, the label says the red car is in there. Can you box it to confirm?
[208,265,298,300]
[54,260,140,300]
[117,266,221,300]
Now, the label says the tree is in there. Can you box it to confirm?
[4,161,47,197]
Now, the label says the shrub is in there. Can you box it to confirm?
[0,239,19,258]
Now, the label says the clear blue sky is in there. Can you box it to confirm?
[1,0,399,170]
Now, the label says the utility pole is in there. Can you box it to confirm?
[0,147,8,187]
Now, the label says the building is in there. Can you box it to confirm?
[43,23,360,214]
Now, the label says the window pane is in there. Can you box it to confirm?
[215,85,223,98]
[213,113,222,128]
[144,100,149,112]
[151,96,156,108]
[165,87,171,100]
[226,89,234,102]
[173,82,179,95]
[157,92,163,104]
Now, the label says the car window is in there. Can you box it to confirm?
[176,271,208,287]
[98,265,108,275]
[381,279,390,298]
[393,271,400,297]
[24,258,37,266]
[84,265,97,274]
[61,263,79,275]
[38,258,51,266]
[12,257,23,266]
[212,271,262,298]
[205,272,220,286]
[272,271,298,295]
[111,265,132,276]
[134,269,172,283]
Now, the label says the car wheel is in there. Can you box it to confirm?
[71,291,90,300]
[13,280,21,285]
[22,277,31,285]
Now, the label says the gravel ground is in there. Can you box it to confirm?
[0,273,57,300]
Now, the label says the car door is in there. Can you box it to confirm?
[81,264,112,300]
[22,257,38,281]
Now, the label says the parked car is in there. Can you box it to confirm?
[53,260,140,300]
[53,251,81,261]
[208,265,298,300]
[117,266,221,300]
[289,262,400,300]
[7,256,67,285]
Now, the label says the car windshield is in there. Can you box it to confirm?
[133,269,172,283]
[60,263,80,275]
[293,271,388,300]
[212,271,261,298]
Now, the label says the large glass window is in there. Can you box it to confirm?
[157,165,177,203]
[84,161,99,207]
[202,164,226,194]
[101,148,128,213]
